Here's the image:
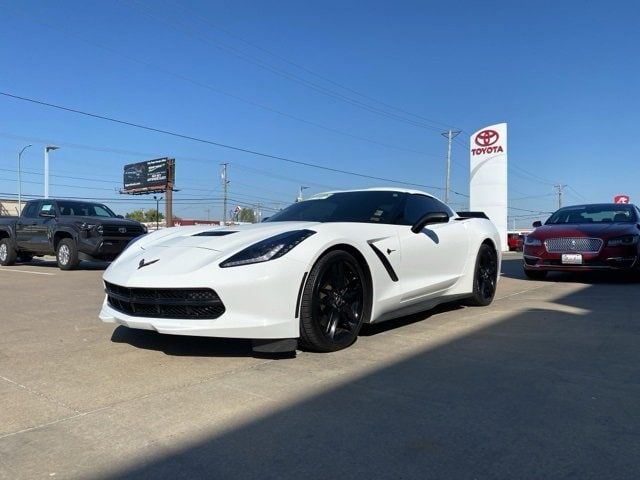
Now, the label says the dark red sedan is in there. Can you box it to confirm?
[523,203,640,279]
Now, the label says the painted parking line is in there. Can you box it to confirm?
[0,268,56,276]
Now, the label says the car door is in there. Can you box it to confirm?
[15,201,40,251]
[396,194,469,303]
[33,200,57,253]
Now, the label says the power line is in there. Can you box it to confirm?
[0,91,462,193]
[123,0,456,134]
[165,0,459,131]
[1,4,438,158]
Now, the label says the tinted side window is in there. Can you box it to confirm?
[399,195,449,225]
[39,202,55,216]
[22,202,39,218]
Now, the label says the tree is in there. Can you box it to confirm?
[238,207,256,223]
[125,210,146,222]
[145,209,165,223]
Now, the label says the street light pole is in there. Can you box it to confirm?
[44,145,59,199]
[153,195,163,230]
[297,185,309,202]
[17,144,33,213]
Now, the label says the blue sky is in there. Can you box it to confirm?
[1,0,638,226]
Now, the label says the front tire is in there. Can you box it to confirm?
[465,243,498,306]
[0,238,17,266]
[56,238,79,270]
[299,250,371,352]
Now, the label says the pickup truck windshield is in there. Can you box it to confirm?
[57,201,116,218]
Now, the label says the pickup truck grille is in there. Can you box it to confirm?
[102,225,145,237]
[105,282,225,319]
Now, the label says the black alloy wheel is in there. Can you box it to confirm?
[465,243,498,306]
[299,250,371,352]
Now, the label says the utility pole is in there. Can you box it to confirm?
[221,163,229,224]
[441,130,461,204]
[554,184,567,209]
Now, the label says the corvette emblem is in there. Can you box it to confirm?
[138,258,159,269]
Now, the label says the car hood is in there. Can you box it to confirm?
[108,221,320,277]
[69,216,142,227]
[531,223,639,239]
[145,221,319,251]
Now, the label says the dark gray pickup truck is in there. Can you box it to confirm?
[0,199,146,270]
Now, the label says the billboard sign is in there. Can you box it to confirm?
[470,123,508,251]
[614,194,630,204]
[123,158,174,192]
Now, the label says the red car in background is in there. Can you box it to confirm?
[523,203,640,279]
[507,232,524,251]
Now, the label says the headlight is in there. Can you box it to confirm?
[75,221,97,231]
[140,224,148,234]
[220,229,315,268]
[524,236,542,246]
[607,235,639,247]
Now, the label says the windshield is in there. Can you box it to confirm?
[546,204,637,225]
[58,201,117,218]
[266,191,407,224]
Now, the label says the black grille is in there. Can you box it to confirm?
[105,282,225,319]
[102,224,145,237]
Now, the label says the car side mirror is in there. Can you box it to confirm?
[411,212,449,233]
[532,221,542,228]
[39,211,56,218]
[116,215,124,219]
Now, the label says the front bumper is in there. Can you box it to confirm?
[99,254,306,339]
[523,244,639,272]
[79,234,143,261]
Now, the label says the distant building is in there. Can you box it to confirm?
[0,198,21,216]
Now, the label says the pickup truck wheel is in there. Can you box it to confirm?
[56,239,79,270]
[0,239,17,266]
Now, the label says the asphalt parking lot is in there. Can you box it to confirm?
[1,252,639,479]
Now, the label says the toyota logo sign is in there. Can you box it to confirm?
[474,129,499,147]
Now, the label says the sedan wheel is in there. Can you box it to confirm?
[299,250,371,352]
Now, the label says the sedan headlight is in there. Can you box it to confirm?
[220,230,316,268]
[607,235,639,247]
[524,236,542,246]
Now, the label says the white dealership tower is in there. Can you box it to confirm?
[469,123,508,251]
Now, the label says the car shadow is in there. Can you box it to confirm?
[360,302,464,336]
[24,258,110,271]
[110,326,254,358]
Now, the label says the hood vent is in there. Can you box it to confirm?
[192,231,237,237]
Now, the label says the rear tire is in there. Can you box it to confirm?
[299,250,371,352]
[56,238,79,270]
[464,243,498,306]
[0,238,17,266]
[524,269,547,280]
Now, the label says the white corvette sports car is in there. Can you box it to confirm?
[100,188,500,353]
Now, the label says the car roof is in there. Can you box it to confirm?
[312,187,436,198]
